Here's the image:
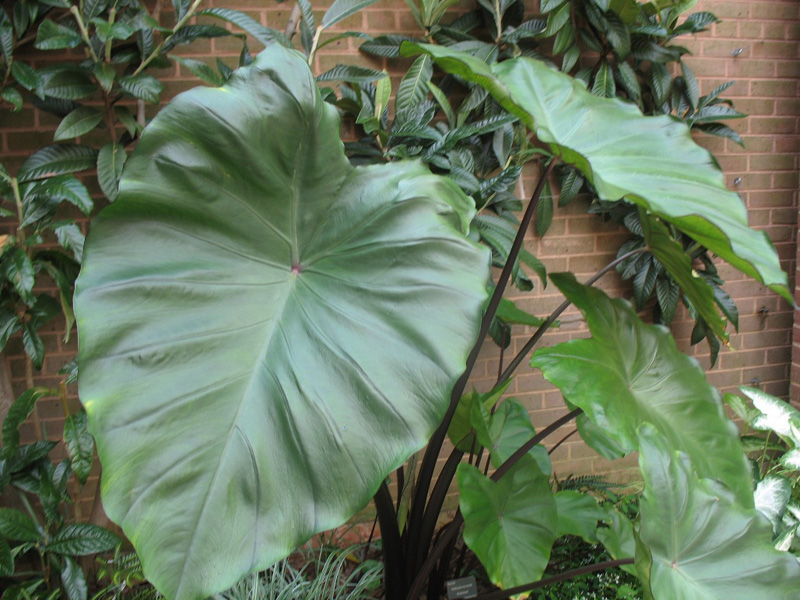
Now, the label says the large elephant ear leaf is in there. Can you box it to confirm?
[530,273,753,507]
[401,43,790,303]
[74,44,490,600]
[636,425,800,599]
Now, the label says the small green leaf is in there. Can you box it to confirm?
[97,143,127,202]
[48,524,121,555]
[322,0,381,29]
[64,410,94,484]
[395,55,432,117]
[197,8,291,48]
[1,87,23,111]
[447,380,512,451]
[0,537,12,576]
[35,19,82,50]
[495,297,546,328]
[22,322,44,369]
[2,387,52,452]
[118,74,162,104]
[23,174,93,214]
[54,107,104,142]
[0,508,41,542]
[18,145,98,183]
[592,61,616,97]
[93,63,115,92]
[1,247,35,302]
[555,490,606,542]
[54,223,86,263]
[535,181,553,236]
[11,62,44,95]
[172,56,225,87]
[316,64,387,84]
[0,309,21,352]
[60,557,88,600]
[458,458,557,589]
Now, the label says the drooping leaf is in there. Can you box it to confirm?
[596,506,637,574]
[316,64,387,83]
[60,557,88,600]
[458,458,557,590]
[400,43,791,302]
[54,223,86,263]
[64,410,94,484]
[754,475,792,537]
[322,0,381,29]
[644,217,727,340]
[636,425,800,599]
[495,297,546,328]
[54,107,104,142]
[2,88,23,111]
[530,273,753,507]
[96,143,127,202]
[197,9,291,48]
[74,45,489,600]
[23,174,93,215]
[1,388,53,453]
[471,397,551,475]
[1,246,35,303]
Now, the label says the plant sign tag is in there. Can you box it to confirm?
[446,576,478,599]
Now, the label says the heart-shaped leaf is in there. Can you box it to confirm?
[75,45,489,600]
[531,273,753,507]
[458,457,557,590]
[401,43,790,303]
[636,425,800,599]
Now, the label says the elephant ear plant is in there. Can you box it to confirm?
[74,43,800,600]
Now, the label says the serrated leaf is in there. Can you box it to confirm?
[61,557,88,600]
[615,60,640,101]
[531,273,753,507]
[557,166,583,206]
[42,67,95,100]
[35,19,82,50]
[636,425,800,600]
[54,107,104,142]
[74,44,489,600]
[694,123,743,146]
[93,63,116,92]
[544,2,570,36]
[84,0,110,20]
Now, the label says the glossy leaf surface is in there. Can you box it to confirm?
[458,458,556,589]
[75,45,489,600]
[531,273,752,507]
[637,425,800,599]
[401,43,790,302]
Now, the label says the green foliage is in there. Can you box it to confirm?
[74,43,489,600]
[216,544,382,600]
[0,387,120,600]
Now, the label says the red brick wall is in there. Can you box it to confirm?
[1,0,798,513]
